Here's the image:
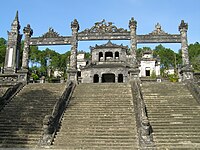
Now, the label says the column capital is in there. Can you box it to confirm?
[71,19,79,31]
[23,24,33,37]
[179,20,188,32]
[129,17,137,30]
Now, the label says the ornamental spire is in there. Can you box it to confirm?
[15,11,19,22]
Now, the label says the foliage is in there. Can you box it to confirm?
[31,73,39,81]
[150,70,157,79]
[0,38,6,67]
[188,42,200,72]
[153,44,179,69]
[168,74,179,82]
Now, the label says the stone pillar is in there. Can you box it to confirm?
[103,52,105,61]
[22,24,33,69]
[129,17,137,65]
[179,20,189,66]
[128,17,140,81]
[98,74,101,83]
[115,75,118,83]
[68,19,79,82]
[179,20,193,80]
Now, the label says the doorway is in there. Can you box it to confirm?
[102,73,115,83]
[93,74,99,83]
[118,74,123,83]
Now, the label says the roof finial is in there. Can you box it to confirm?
[14,11,19,21]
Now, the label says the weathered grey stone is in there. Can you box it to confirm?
[179,20,189,66]
[4,11,22,73]
[22,24,33,69]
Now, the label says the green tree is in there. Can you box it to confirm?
[153,44,177,69]
[0,38,7,67]
[188,42,200,72]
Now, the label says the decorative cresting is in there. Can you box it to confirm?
[22,24,33,69]
[30,28,71,46]
[41,27,61,38]
[148,23,169,35]
[91,40,128,49]
[80,19,128,34]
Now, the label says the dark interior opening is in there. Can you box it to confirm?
[118,74,123,83]
[146,70,150,76]
[105,52,113,60]
[102,73,115,83]
[115,51,119,58]
[99,52,103,61]
[93,74,99,83]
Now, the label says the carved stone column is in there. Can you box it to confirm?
[129,17,137,65]
[179,20,189,66]
[179,20,193,80]
[22,24,33,69]
[68,19,79,82]
[128,17,140,81]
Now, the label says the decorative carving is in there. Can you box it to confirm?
[71,19,79,31]
[90,40,128,49]
[23,24,33,37]
[41,27,60,38]
[179,20,188,31]
[149,23,169,35]
[129,17,137,29]
[80,19,128,34]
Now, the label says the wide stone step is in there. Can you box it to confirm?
[141,82,200,148]
[52,83,139,149]
[0,83,67,148]
[154,143,200,149]
[52,144,137,150]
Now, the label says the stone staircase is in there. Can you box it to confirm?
[0,83,66,148]
[52,83,139,149]
[141,82,200,149]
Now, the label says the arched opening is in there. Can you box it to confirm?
[102,73,115,83]
[105,52,113,61]
[93,74,99,83]
[118,74,123,83]
[99,52,103,61]
[115,51,119,59]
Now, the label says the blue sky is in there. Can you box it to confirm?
[0,0,199,53]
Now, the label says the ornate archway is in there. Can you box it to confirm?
[1,12,193,83]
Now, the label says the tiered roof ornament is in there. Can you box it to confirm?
[71,19,80,30]
[90,40,128,50]
[41,27,60,38]
[149,23,169,35]
[179,20,188,31]
[80,19,128,34]
[129,17,137,29]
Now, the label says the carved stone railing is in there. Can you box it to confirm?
[0,82,24,111]
[38,81,76,147]
[185,79,200,104]
[130,79,154,148]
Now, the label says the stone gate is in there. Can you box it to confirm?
[0,12,194,84]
